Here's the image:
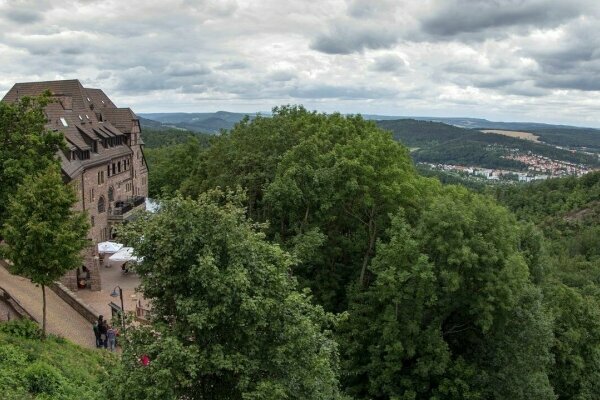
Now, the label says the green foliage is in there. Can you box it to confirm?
[24,361,64,395]
[0,320,114,400]
[144,137,209,198]
[141,125,212,149]
[2,164,89,287]
[376,119,599,169]
[0,93,65,229]
[1,164,89,336]
[340,187,555,399]
[495,171,600,399]
[107,192,344,399]
[0,318,41,339]
[186,106,435,310]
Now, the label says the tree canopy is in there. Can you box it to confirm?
[0,94,65,229]
[107,191,344,399]
[1,164,89,336]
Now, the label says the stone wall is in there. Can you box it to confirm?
[0,286,37,322]
[49,282,99,324]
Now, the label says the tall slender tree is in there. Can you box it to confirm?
[1,165,89,337]
[0,93,65,229]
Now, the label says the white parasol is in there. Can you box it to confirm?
[97,241,124,254]
[108,247,142,265]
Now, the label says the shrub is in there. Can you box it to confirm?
[24,361,64,395]
[0,319,41,339]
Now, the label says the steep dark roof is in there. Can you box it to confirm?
[2,79,141,180]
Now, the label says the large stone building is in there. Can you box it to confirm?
[2,79,148,291]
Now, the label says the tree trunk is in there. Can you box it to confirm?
[359,208,377,287]
[41,284,47,339]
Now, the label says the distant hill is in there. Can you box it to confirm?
[139,112,600,168]
[139,111,257,133]
[366,115,600,150]
[376,119,600,169]
[140,112,600,150]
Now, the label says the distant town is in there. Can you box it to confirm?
[423,149,598,183]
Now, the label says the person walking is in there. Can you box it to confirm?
[107,325,117,352]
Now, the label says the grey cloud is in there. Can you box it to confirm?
[421,0,592,37]
[268,70,296,82]
[4,9,43,23]
[96,71,111,80]
[218,61,249,70]
[311,24,397,54]
[371,55,407,72]
[164,62,211,77]
[289,84,396,99]
[347,0,397,18]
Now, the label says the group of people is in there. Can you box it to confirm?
[93,315,118,351]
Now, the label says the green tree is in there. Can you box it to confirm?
[0,93,65,229]
[340,187,554,399]
[1,165,89,337]
[107,191,344,399]
[188,106,434,310]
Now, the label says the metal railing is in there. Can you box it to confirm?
[110,196,145,217]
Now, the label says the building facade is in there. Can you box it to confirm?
[2,79,148,291]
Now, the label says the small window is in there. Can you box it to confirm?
[60,117,68,127]
[108,186,114,202]
[98,196,106,213]
[91,216,95,227]
[78,115,83,121]
[87,97,91,102]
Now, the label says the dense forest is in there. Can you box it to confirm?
[2,100,600,399]
[128,106,600,399]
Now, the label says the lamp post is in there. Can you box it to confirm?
[110,285,125,331]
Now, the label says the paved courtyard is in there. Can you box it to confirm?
[76,261,148,323]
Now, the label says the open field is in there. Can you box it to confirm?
[480,129,540,142]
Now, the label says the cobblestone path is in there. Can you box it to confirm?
[0,261,96,348]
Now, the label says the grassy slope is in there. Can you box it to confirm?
[0,320,114,400]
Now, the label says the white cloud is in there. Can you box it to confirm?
[0,0,600,126]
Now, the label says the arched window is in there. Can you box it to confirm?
[108,186,114,202]
[98,196,106,213]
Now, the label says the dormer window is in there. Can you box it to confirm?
[60,117,68,127]
[78,115,83,121]
[87,97,91,102]
[85,114,90,120]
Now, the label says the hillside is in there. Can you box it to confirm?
[0,320,113,400]
[376,119,600,170]
[139,111,257,133]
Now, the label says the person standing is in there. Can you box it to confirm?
[107,325,117,352]
[98,315,108,348]
[93,320,101,348]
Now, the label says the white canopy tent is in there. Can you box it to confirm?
[108,247,142,266]
[97,241,124,254]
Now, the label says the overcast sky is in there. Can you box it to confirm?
[1,0,600,126]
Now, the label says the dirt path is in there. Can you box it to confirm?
[0,261,96,348]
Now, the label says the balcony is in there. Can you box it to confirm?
[108,196,146,221]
